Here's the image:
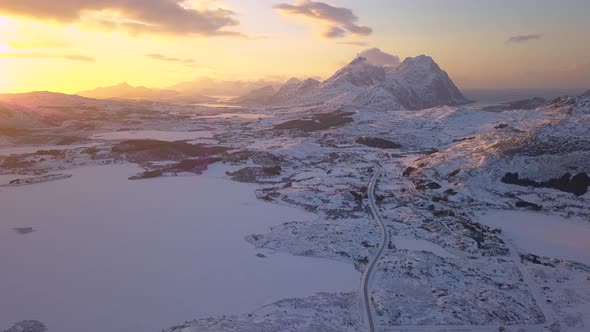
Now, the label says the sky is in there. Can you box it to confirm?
[0,0,589,94]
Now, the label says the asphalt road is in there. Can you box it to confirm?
[360,164,389,332]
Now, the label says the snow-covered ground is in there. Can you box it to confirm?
[0,164,358,332]
[1,90,590,331]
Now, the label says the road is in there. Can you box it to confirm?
[360,163,389,332]
[358,165,547,332]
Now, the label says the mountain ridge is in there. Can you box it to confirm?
[235,54,471,110]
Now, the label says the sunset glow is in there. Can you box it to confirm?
[0,0,589,94]
[2,2,590,332]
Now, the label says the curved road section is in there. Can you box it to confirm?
[361,164,389,332]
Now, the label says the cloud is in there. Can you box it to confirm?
[358,48,400,67]
[5,40,69,49]
[324,26,346,38]
[338,41,369,47]
[146,53,195,66]
[0,0,241,36]
[0,52,95,62]
[506,33,543,44]
[274,1,372,39]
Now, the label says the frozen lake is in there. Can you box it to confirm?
[478,210,590,265]
[90,130,214,141]
[0,164,358,332]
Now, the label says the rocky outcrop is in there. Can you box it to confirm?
[482,97,546,112]
[274,111,354,132]
[112,140,229,162]
[4,320,47,332]
[355,136,401,149]
[129,157,222,180]
[502,172,590,196]
[226,166,283,183]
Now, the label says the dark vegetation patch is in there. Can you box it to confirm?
[502,172,590,196]
[129,157,222,180]
[452,136,475,143]
[448,169,461,177]
[457,219,508,255]
[55,136,85,145]
[222,151,284,168]
[112,139,230,162]
[355,136,401,149]
[515,200,543,211]
[402,166,416,177]
[413,178,442,190]
[227,166,283,183]
[36,150,66,157]
[273,111,354,132]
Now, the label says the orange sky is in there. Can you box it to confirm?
[0,0,589,94]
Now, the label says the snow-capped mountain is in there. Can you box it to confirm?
[379,55,471,109]
[267,78,321,104]
[236,55,470,110]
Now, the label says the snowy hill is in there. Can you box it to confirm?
[0,101,47,131]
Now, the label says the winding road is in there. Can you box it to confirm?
[360,164,389,332]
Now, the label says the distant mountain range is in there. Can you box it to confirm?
[55,53,472,110]
[236,55,471,110]
[78,82,180,100]
[169,78,281,98]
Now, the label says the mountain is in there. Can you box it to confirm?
[236,55,471,110]
[371,55,472,110]
[170,78,281,97]
[78,83,181,101]
[268,78,320,104]
[233,85,276,104]
[0,92,96,132]
[283,77,302,86]
[233,77,320,105]
[324,57,387,88]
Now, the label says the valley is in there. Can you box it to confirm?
[1,56,589,332]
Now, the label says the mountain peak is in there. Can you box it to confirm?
[349,56,368,66]
[284,77,302,86]
[115,82,133,88]
[398,55,440,72]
